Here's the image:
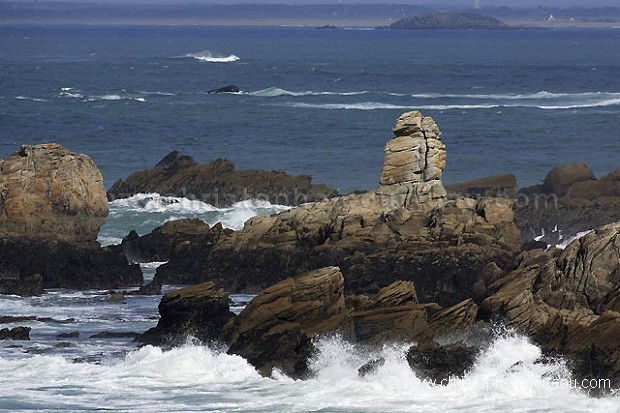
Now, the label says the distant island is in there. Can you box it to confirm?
[388,12,508,30]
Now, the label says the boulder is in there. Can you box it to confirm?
[0,144,142,292]
[541,163,595,197]
[139,282,235,346]
[107,151,338,207]
[0,143,108,244]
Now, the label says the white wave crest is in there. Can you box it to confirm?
[286,102,412,110]
[109,193,219,214]
[412,91,620,100]
[0,335,617,411]
[14,95,47,102]
[286,102,499,111]
[183,51,240,63]
[84,94,146,103]
[251,86,369,98]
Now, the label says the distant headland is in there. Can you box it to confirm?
[387,12,508,30]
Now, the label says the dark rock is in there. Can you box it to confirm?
[117,219,227,264]
[0,326,31,340]
[138,282,235,346]
[406,344,478,382]
[446,174,517,199]
[0,315,37,324]
[107,151,338,207]
[0,273,43,296]
[57,331,80,339]
[358,358,386,377]
[208,85,241,94]
[0,238,142,290]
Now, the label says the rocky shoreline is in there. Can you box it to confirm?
[2,111,620,392]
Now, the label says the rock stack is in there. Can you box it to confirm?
[0,144,141,294]
[377,111,447,209]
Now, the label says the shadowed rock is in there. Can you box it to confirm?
[107,151,338,207]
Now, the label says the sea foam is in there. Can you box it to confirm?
[0,334,616,412]
[183,51,240,63]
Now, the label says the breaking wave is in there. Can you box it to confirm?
[182,51,240,63]
[251,87,369,98]
[100,193,291,245]
[0,334,616,412]
[84,94,146,103]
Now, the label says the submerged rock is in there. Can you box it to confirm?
[0,326,31,340]
[107,151,338,207]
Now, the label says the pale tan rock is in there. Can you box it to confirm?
[0,144,108,244]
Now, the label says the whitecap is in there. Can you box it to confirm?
[14,95,47,102]
[109,193,219,214]
[182,51,240,63]
[251,86,369,98]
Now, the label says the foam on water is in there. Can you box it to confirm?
[182,51,240,63]
[0,334,617,412]
[100,194,290,245]
[251,86,369,97]
[84,94,146,103]
[14,95,47,102]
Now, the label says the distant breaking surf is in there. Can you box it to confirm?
[180,51,240,63]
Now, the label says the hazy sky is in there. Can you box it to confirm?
[18,0,620,6]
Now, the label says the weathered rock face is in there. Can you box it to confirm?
[0,144,108,244]
[0,144,142,292]
[149,112,520,307]
[517,164,620,243]
[480,222,620,388]
[107,151,338,207]
[377,111,447,209]
[139,282,235,346]
[224,266,347,377]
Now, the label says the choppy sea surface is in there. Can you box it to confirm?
[1,25,620,412]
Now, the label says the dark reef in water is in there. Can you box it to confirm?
[107,150,339,208]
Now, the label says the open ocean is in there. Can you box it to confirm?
[1,25,620,412]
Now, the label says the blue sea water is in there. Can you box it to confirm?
[2,25,620,412]
[1,25,620,193]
